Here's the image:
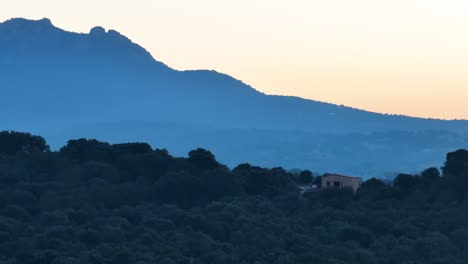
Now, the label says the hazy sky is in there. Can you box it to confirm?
[2,0,468,119]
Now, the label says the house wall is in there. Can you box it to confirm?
[321,175,361,192]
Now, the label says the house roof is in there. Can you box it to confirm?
[321,173,361,180]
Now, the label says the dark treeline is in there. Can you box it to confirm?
[0,131,468,264]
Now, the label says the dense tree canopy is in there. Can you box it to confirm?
[0,131,49,155]
[0,131,467,263]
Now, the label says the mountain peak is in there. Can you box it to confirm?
[5,17,52,24]
[1,17,55,31]
[0,17,170,69]
[89,26,106,36]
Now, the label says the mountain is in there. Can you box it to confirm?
[1,17,467,177]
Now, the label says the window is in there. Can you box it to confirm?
[334,181,341,188]
[326,181,331,187]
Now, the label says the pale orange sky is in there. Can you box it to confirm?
[2,0,468,119]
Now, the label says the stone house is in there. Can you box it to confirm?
[321,173,362,192]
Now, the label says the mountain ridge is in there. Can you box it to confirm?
[1,17,463,122]
[1,17,467,177]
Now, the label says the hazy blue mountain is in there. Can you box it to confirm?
[1,18,467,177]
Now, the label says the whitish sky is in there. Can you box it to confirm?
[2,0,468,119]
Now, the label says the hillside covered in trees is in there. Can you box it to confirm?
[0,131,468,264]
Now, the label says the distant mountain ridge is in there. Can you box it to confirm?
[0,18,161,67]
[1,18,467,177]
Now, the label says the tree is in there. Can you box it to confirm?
[443,149,468,180]
[441,149,468,197]
[298,170,313,184]
[421,167,440,182]
[314,176,322,188]
[199,169,242,200]
[153,171,202,204]
[111,143,153,156]
[188,148,220,170]
[393,173,416,190]
[0,131,49,155]
[356,178,387,199]
[59,139,112,163]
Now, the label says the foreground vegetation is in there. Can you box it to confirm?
[0,131,467,264]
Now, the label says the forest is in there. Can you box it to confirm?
[0,131,467,264]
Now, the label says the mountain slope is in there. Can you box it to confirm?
[1,18,467,177]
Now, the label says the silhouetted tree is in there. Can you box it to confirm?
[393,173,417,190]
[421,167,441,182]
[111,142,153,156]
[0,131,49,155]
[188,148,220,170]
[59,139,112,163]
[356,178,387,200]
[298,170,313,184]
[153,171,202,205]
[443,149,468,180]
